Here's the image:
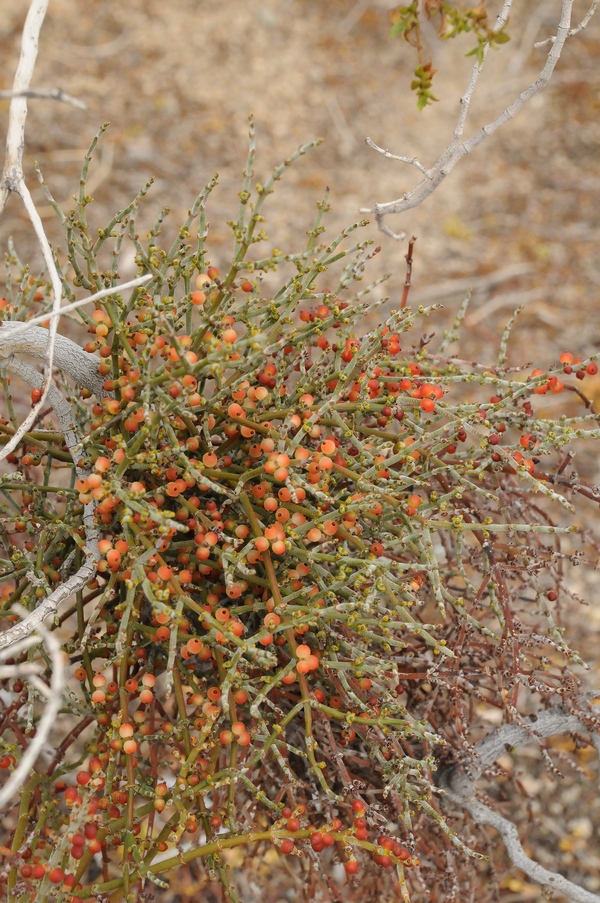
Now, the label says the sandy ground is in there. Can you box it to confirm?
[1,1,600,900]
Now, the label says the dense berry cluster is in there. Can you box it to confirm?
[1,129,598,902]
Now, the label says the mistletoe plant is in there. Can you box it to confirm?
[1,117,600,903]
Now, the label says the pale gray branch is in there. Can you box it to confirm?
[0,634,44,662]
[0,662,43,678]
[0,322,109,400]
[0,352,101,652]
[0,180,64,463]
[439,700,600,903]
[364,138,430,176]
[535,0,599,46]
[0,609,64,811]
[0,274,152,340]
[0,0,67,464]
[363,1,599,237]
[0,0,48,213]
[0,87,86,109]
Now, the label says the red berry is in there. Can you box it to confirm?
[280,839,295,854]
[310,831,324,851]
[287,817,300,832]
[587,362,598,375]
[84,822,98,839]
[48,867,64,883]
[351,799,365,813]
[377,835,395,850]
[345,860,358,875]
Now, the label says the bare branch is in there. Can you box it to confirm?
[0,351,101,652]
[535,0,600,46]
[0,273,152,341]
[0,87,86,109]
[0,0,48,213]
[0,324,109,408]
[0,608,64,811]
[364,138,430,177]
[0,662,43,679]
[363,1,598,236]
[439,700,600,903]
[0,0,69,467]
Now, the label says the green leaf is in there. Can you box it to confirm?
[465,43,485,63]
[390,21,411,39]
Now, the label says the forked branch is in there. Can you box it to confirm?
[362,1,598,239]
[0,615,64,810]
[0,323,109,651]
[439,700,600,903]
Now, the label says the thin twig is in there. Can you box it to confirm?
[400,235,417,309]
[439,698,600,903]
[0,352,101,652]
[0,87,86,109]
[0,608,64,811]
[0,0,48,214]
[0,0,63,466]
[535,0,600,46]
[362,2,598,237]
[365,138,430,177]
[0,273,152,340]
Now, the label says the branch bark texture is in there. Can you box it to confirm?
[363,1,597,239]
[439,701,600,903]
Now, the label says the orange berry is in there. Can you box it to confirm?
[106,549,121,569]
[228,403,244,419]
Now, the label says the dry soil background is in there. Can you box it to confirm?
[1,1,600,901]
